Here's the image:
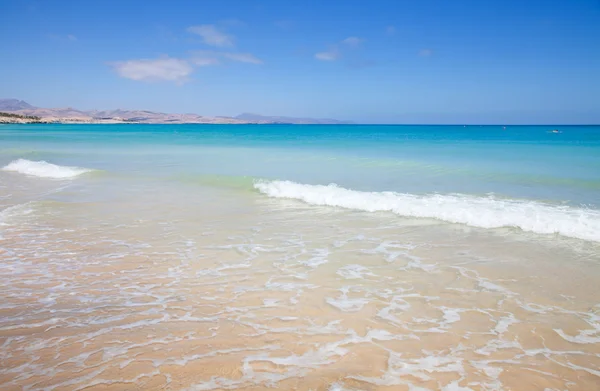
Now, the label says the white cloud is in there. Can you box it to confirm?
[111,57,193,84]
[187,24,234,47]
[342,36,364,46]
[111,24,263,84]
[67,34,77,41]
[222,52,262,64]
[315,49,340,61]
[386,26,396,35]
[191,57,220,66]
[190,52,221,66]
[191,50,263,65]
[418,49,433,57]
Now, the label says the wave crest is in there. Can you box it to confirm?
[254,180,600,242]
[2,159,92,179]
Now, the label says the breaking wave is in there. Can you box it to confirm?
[2,159,93,179]
[254,180,600,242]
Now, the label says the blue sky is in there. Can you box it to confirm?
[1,0,599,123]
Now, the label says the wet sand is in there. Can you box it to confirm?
[1,188,599,391]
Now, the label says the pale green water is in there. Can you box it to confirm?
[1,124,599,391]
[1,124,599,241]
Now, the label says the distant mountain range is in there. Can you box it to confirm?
[0,99,352,125]
[0,99,36,111]
[234,113,352,125]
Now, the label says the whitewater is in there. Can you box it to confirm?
[5,157,598,242]
[2,158,92,179]
[1,124,599,391]
[255,180,600,242]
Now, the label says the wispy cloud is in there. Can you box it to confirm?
[315,49,340,61]
[187,24,234,47]
[110,57,194,84]
[111,20,261,84]
[342,36,364,46]
[386,26,396,35]
[111,51,262,84]
[191,50,263,65]
[67,34,77,41]
[315,36,364,61]
[222,52,263,64]
[190,56,221,66]
[418,49,433,57]
[189,50,221,66]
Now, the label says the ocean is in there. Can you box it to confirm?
[1,124,599,390]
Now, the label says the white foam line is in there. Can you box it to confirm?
[2,159,92,179]
[255,180,600,242]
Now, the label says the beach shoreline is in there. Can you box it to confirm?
[1,124,599,390]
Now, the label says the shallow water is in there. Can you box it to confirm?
[1,124,599,390]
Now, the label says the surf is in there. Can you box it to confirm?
[254,180,600,242]
[2,159,93,179]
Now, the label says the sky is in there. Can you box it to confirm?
[1,0,599,124]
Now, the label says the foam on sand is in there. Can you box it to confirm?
[254,180,600,242]
[2,159,93,179]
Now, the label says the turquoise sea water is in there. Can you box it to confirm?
[1,125,598,196]
[2,124,599,199]
[2,123,600,390]
[1,124,600,242]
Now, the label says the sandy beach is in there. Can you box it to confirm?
[1,125,599,390]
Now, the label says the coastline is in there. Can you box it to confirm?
[0,115,337,125]
[0,118,341,125]
[1,124,599,390]
[0,116,257,125]
[0,99,354,125]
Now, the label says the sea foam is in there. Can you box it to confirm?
[254,180,600,242]
[2,159,92,179]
